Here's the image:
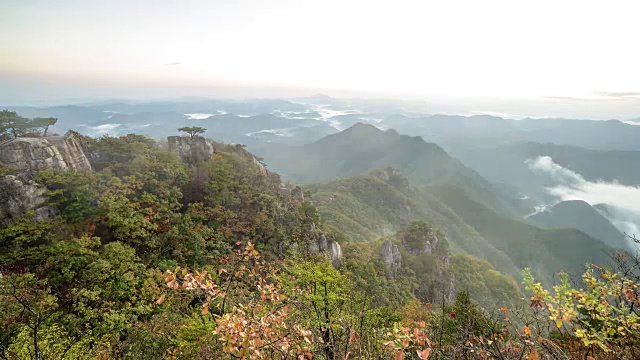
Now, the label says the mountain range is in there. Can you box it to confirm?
[3,96,637,283]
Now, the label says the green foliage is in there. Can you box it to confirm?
[30,117,58,136]
[0,110,29,138]
[2,129,634,359]
[306,172,523,279]
[0,110,59,138]
[178,126,206,139]
[426,183,614,286]
[451,254,522,312]
[7,323,93,360]
[524,262,640,355]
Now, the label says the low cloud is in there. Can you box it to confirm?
[527,156,640,245]
[593,92,640,99]
[87,123,121,136]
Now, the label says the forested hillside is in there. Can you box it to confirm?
[1,126,639,359]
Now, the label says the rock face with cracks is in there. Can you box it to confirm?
[0,132,91,225]
[0,131,92,172]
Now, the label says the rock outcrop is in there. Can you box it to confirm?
[0,131,92,173]
[252,156,268,176]
[380,240,402,278]
[0,132,91,226]
[292,186,305,203]
[49,132,93,170]
[400,227,440,255]
[329,241,343,269]
[167,136,215,163]
[0,175,57,227]
[301,223,343,269]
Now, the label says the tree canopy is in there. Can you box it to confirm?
[178,126,206,139]
[0,110,58,139]
[1,132,640,359]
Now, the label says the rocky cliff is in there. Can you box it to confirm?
[380,240,402,278]
[381,225,455,301]
[0,132,92,225]
[167,136,216,163]
[0,131,92,172]
[0,175,57,227]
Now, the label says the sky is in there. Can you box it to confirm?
[2,0,640,109]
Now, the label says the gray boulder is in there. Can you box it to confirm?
[0,175,51,226]
[380,240,402,278]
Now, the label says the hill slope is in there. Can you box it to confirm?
[425,184,615,284]
[306,169,616,285]
[259,123,525,215]
[527,200,627,249]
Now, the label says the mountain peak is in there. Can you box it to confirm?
[528,200,626,249]
[308,93,333,100]
[348,121,381,131]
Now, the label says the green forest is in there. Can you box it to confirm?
[1,129,640,359]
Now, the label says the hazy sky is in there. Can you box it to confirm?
[2,0,640,104]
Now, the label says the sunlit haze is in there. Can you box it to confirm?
[2,0,640,115]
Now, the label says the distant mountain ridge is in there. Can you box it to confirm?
[257,122,521,214]
[383,114,640,152]
[527,200,628,249]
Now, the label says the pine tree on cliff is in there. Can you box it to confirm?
[0,110,30,139]
[178,126,206,139]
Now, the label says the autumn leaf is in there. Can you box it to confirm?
[155,294,166,305]
[202,302,210,315]
[395,350,404,360]
[523,325,531,337]
[417,348,431,359]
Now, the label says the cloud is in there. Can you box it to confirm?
[525,156,584,186]
[527,156,640,245]
[85,123,121,136]
[165,62,181,66]
[593,92,640,99]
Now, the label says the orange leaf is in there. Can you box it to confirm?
[155,294,166,305]
[395,351,404,360]
[417,348,431,359]
[528,348,540,360]
[202,302,210,315]
[523,325,531,337]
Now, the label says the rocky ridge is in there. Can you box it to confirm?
[0,132,92,225]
